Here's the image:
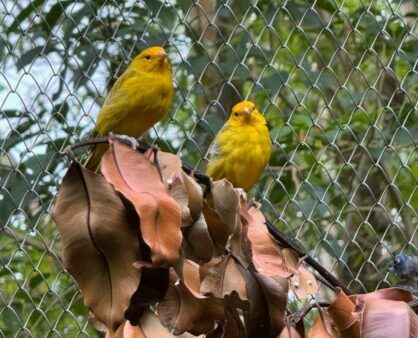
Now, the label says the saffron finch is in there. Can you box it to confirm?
[84,46,173,171]
[206,101,272,191]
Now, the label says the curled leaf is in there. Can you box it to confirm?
[158,283,225,335]
[327,289,359,337]
[101,141,182,266]
[243,270,288,338]
[53,163,141,334]
[109,311,176,338]
[200,254,249,310]
[241,205,290,278]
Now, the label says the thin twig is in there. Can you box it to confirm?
[61,136,351,295]
[288,301,330,325]
[265,220,351,295]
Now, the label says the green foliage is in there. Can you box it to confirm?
[1,0,417,336]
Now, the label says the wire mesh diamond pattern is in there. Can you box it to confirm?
[0,0,417,336]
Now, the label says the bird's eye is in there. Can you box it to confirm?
[233,112,239,117]
[145,55,151,60]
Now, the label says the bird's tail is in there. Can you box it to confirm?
[83,143,109,172]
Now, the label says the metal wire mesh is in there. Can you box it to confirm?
[0,0,417,336]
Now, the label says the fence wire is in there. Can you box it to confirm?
[0,0,417,336]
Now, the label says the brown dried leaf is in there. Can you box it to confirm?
[308,311,337,338]
[211,179,240,234]
[158,283,225,335]
[200,254,249,310]
[282,249,318,299]
[327,289,359,337]
[203,201,231,256]
[183,213,214,262]
[169,170,203,226]
[244,270,289,338]
[278,326,303,338]
[173,257,203,298]
[125,268,169,325]
[240,205,290,278]
[101,141,182,266]
[53,163,141,334]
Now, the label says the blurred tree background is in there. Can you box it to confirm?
[0,0,417,336]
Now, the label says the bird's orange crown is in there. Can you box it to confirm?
[131,46,170,72]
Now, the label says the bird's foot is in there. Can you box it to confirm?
[127,136,140,150]
[235,188,247,202]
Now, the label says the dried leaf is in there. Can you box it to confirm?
[183,212,214,262]
[158,283,225,335]
[200,254,249,310]
[308,311,337,338]
[155,150,183,183]
[53,163,141,334]
[211,179,240,234]
[109,311,176,338]
[240,205,290,278]
[101,141,182,266]
[278,326,303,338]
[203,201,231,256]
[125,268,169,325]
[282,249,318,299]
[173,257,204,298]
[244,270,288,338]
[327,289,359,337]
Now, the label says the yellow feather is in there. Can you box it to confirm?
[206,101,272,191]
[84,46,173,171]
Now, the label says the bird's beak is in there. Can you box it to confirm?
[243,107,250,115]
[158,50,168,61]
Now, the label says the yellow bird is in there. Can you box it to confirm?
[84,46,173,171]
[206,101,272,191]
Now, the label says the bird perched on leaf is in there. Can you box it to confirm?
[206,101,272,192]
[84,46,173,171]
[390,253,418,295]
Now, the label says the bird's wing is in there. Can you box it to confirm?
[94,69,137,134]
[207,123,231,160]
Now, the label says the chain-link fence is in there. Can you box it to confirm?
[1,0,417,336]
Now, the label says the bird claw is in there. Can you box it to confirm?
[59,145,75,158]
[235,188,247,201]
[127,136,140,150]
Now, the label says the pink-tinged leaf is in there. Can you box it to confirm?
[158,283,225,335]
[282,249,318,299]
[101,141,182,266]
[359,298,414,338]
[53,163,141,334]
[240,205,290,278]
